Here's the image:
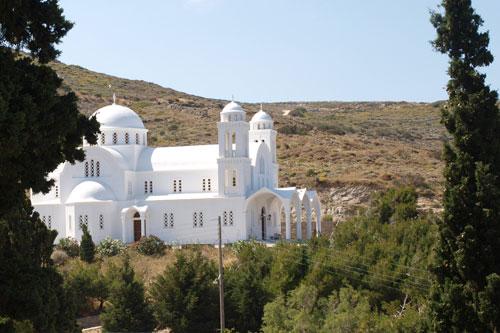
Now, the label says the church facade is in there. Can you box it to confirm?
[31,101,321,244]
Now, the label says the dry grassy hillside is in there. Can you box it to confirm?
[51,60,447,232]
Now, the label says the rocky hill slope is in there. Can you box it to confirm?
[51,60,447,233]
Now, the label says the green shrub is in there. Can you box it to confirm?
[134,235,166,255]
[97,237,127,257]
[306,169,317,177]
[56,237,80,257]
[51,250,69,266]
[277,125,311,135]
[289,107,306,117]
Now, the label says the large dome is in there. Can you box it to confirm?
[221,101,245,113]
[67,181,116,203]
[92,104,145,129]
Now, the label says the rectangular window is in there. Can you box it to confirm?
[144,181,148,194]
[173,180,177,193]
[149,181,153,193]
[99,214,104,229]
[193,212,198,227]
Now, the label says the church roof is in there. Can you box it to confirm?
[67,181,116,203]
[92,103,145,129]
[221,101,244,113]
[137,144,219,171]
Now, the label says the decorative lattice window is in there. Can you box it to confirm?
[199,212,203,227]
[208,179,211,191]
[193,212,198,227]
[79,215,83,229]
[164,213,169,228]
[202,179,206,192]
[173,180,177,193]
[101,133,105,144]
[99,214,104,229]
[85,162,89,177]
[170,213,174,228]
[91,159,94,177]
[144,181,148,194]
[179,180,182,192]
[223,211,228,226]
[84,215,88,228]
[125,133,129,144]
[96,161,100,177]
[136,133,139,144]
[229,211,233,226]
[42,216,46,225]
[55,185,59,198]
[149,181,153,193]
[232,170,237,187]
[48,216,52,229]
[113,133,117,144]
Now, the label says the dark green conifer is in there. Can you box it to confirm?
[100,255,155,332]
[430,1,500,331]
[79,224,95,263]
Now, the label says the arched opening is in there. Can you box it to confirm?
[225,131,230,157]
[232,132,236,157]
[261,207,266,240]
[133,212,141,242]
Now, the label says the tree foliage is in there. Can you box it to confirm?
[150,247,218,332]
[100,255,155,332]
[430,1,500,331]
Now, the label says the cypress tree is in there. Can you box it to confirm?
[430,1,500,331]
[79,224,95,263]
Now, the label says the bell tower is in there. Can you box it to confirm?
[217,101,251,195]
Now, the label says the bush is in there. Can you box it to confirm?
[56,237,80,257]
[289,107,307,117]
[277,125,311,135]
[134,235,166,255]
[97,237,127,257]
[51,250,69,266]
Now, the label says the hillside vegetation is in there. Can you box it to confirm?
[51,60,447,229]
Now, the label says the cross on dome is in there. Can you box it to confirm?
[113,93,116,105]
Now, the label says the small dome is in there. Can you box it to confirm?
[221,101,245,113]
[92,104,145,129]
[67,181,116,203]
[251,110,272,122]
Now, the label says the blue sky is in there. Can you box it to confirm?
[57,0,500,103]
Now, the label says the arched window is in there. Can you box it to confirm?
[143,134,146,145]
[232,169,237,187]
[224,169,229,189]
[101,133,105,144]
[225,131,230,157]
[96,161,100,177]
[85,162,89,177]
[113,133,117,144]
[125,133,129,144]
[90,159,94,177]
[136,133,139,144]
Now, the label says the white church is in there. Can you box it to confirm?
[31,100,321,244]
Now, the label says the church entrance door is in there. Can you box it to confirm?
[133,212,141,242]
[261,207,266,240]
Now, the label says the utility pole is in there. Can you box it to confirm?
[218,216,225,332]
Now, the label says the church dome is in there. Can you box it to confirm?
[67,181,116,203]
[92,104,145,129]
[221,101,245,114]
[251,110,272,122]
